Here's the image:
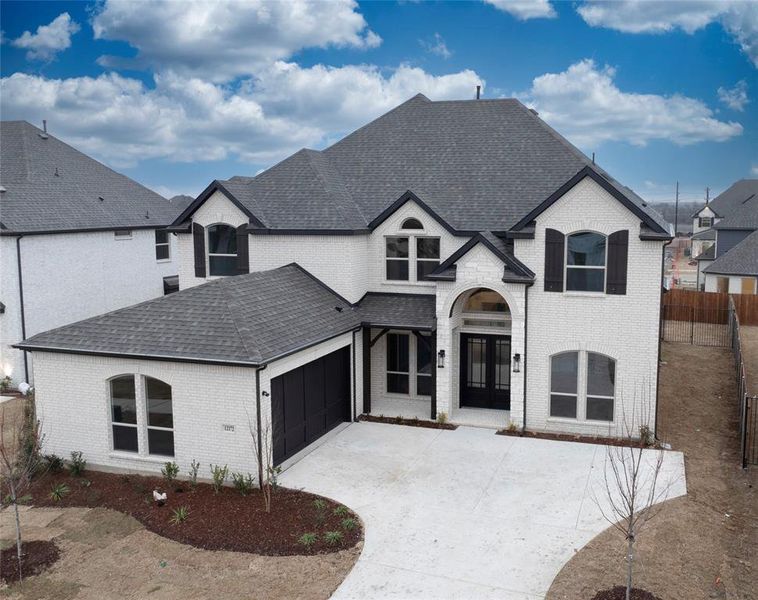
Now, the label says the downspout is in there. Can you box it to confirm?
[522,283,530,433]
[255,364,267,488]
[16,236,29,383]
[352,328,359,422]
[655,238,673,438]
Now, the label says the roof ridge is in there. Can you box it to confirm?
[303,150,368,226]
[217,277,262,364]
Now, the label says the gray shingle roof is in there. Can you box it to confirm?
[694,245,715,261]
[703,229,758,276]
[691,228,716,240]
[182,95,667,234]
[16,265,441,365]
[0,121,183,234]
[697,179,758,230]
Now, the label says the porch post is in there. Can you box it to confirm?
[431,330,437,420]
[362,326,371,414]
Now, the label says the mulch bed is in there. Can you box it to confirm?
[359,414,457,430]
[591,587,663,600]
[0,540,60,584]
[496,428,662,449]
[27,470,362,556]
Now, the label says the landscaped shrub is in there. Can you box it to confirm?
[436,411,448,424]
[68,451,86,476]
[639,425,655,447]
[341,517,357,531]
[231,472,254,496]
[324,530,343,545]
[50,483,69,502]
[298,532,318,547]
[0,375,12,393]
[169,506,189,525]
[189,460,200,489]
[43,454,64,473]
[161,461,180,488]
[333,505,348,517]
[209,464,228,494]
[505,420,518,433]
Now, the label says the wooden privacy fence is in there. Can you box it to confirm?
[663,289,758,326]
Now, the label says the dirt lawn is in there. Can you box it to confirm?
[0,506,360,599]
[548,342,757,600]
[739,325,758,395]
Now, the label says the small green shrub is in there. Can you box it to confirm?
[324,530,343,545]
[505,420,518,433]
[0,375,12,393]
[341,517,357,531]
[232,472,255,496]
[436,411,448,425]
[333,505,348,517]
[43,453,64,473]
[169,506,189,525]
[161,461,180,487]
[68,451,86,476]
[79,479,92,488]
[189,460,200,489]
[209,464,228,493]
[313,498,327,511]
[298,532,318,547]
[50,483,70,501]
[639,425,654,447]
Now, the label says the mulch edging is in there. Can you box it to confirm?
[27,470,362,556]
[496,428,661,449]
[359,414,457,430]
[591,586,663,600]
[0,540,61,584]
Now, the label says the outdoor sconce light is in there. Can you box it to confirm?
[513,353,521,373]
[437,349,446,368]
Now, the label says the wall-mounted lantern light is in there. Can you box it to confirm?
[437,349,446,368]
[513,353,521,373]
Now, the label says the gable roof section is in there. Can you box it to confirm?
[690,179,757,224]
[703,229,758,276]
[712,182,758,231]
[0,121,182,235]
[510,166,670,237]
[16,264,359,366]
[172,95,667,235]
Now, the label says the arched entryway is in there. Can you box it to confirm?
[453,288,513,411]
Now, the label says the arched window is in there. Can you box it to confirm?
[401,218,423,230]
[145,377,174,456]
[549,352,579,419]
[207,224,238,276]
[110,375,138,453]
[549,351,616,422]
[566,232,606,292]
[586,353,615,422]
[464,288,508,313]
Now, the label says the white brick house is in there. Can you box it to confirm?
[18,96,672,479]
[1,121,186,387]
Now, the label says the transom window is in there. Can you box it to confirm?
[549,351,616,422]
[462,288,510,330]
[207,224,238,276]
[402,218,423,230]
[155,230,170,261]
[566,232,606,292]
[109,375,175,456]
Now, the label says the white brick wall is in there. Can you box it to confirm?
[1,229,177,387]
[514,177,665,436]
[704,273,756,294]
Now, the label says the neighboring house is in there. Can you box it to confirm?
[692,179,758,294]
[17,95,672,478]
[0,121,186,386]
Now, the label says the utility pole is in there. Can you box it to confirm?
[674,181,679,237]
[705,187,710,204]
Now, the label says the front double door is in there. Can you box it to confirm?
[460,333,511,410]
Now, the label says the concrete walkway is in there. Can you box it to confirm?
[280,422,686,599]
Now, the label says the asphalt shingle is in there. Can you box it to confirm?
[703,229,758,276]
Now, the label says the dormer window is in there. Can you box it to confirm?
[401,218,424,230]
[207,224,238,276]
[698,217,712,228]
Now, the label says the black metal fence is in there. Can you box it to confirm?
[729,297,758,468]
[661,305,732,347]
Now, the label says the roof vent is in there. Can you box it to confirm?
[98,196,105,202]
[335,306,343,312]
[0,186,6,193]
[145,209,150,219]
[38,119,48,139]
[476,85,481,100]
[54,167,59,177]
[529,108,539,116]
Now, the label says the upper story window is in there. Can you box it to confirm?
[155,230,170,261]
[385,219,440,283]
[416,238,440,280]
[114,230,132,240]
[401,218,424,230]
[207,224,238,276]
[386,237,409,281]
[565,232,606,292]
[698,216,712,228]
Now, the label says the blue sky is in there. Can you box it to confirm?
[1,0,756,203]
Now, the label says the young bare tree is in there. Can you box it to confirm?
[245,404,280,513]
[0,397,44,582]
[592,385,674,600]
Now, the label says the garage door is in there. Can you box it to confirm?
[271,346,351,465]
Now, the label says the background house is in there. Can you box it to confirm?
[0,121,188,386]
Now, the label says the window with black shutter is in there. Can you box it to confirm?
[192,222,206,278]
[606,230,629,295]
[544,228,565,292]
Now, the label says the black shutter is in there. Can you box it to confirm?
[192,222,206,278]
[606,230,629,295]
[236,224,250,274]
[544,228,565,292]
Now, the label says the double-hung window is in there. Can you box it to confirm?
[386,333,410,393]
[586,353,615,421]
[385,234,440,282]
[110,376,138,452]
[549,352,616,422]
[416,238,440,281]
[566,232,606,292]
[155,230,170,260]
[208,224,238,276]
[145,377,175,456]
[386,237,409,281]
[549,352,578,418]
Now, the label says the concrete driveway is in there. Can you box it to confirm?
[280,422,686,599]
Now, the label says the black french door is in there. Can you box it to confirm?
[459,333,511,410]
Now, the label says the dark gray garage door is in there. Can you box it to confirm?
[271,346,351,465]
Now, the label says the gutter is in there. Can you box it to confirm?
[16,236,29,383]
[255,365,267,488]
[522,282,532,433]
[352,328,359,421]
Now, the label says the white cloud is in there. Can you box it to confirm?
[483,0,556,20]
[577,1,758,67]
[752,164,758,176]
[718,80,749,111]
[518,59,742,147]
[11,12,80,61]
[420,33,452,59]
[0,64,481,168]
[92,0,381,82]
